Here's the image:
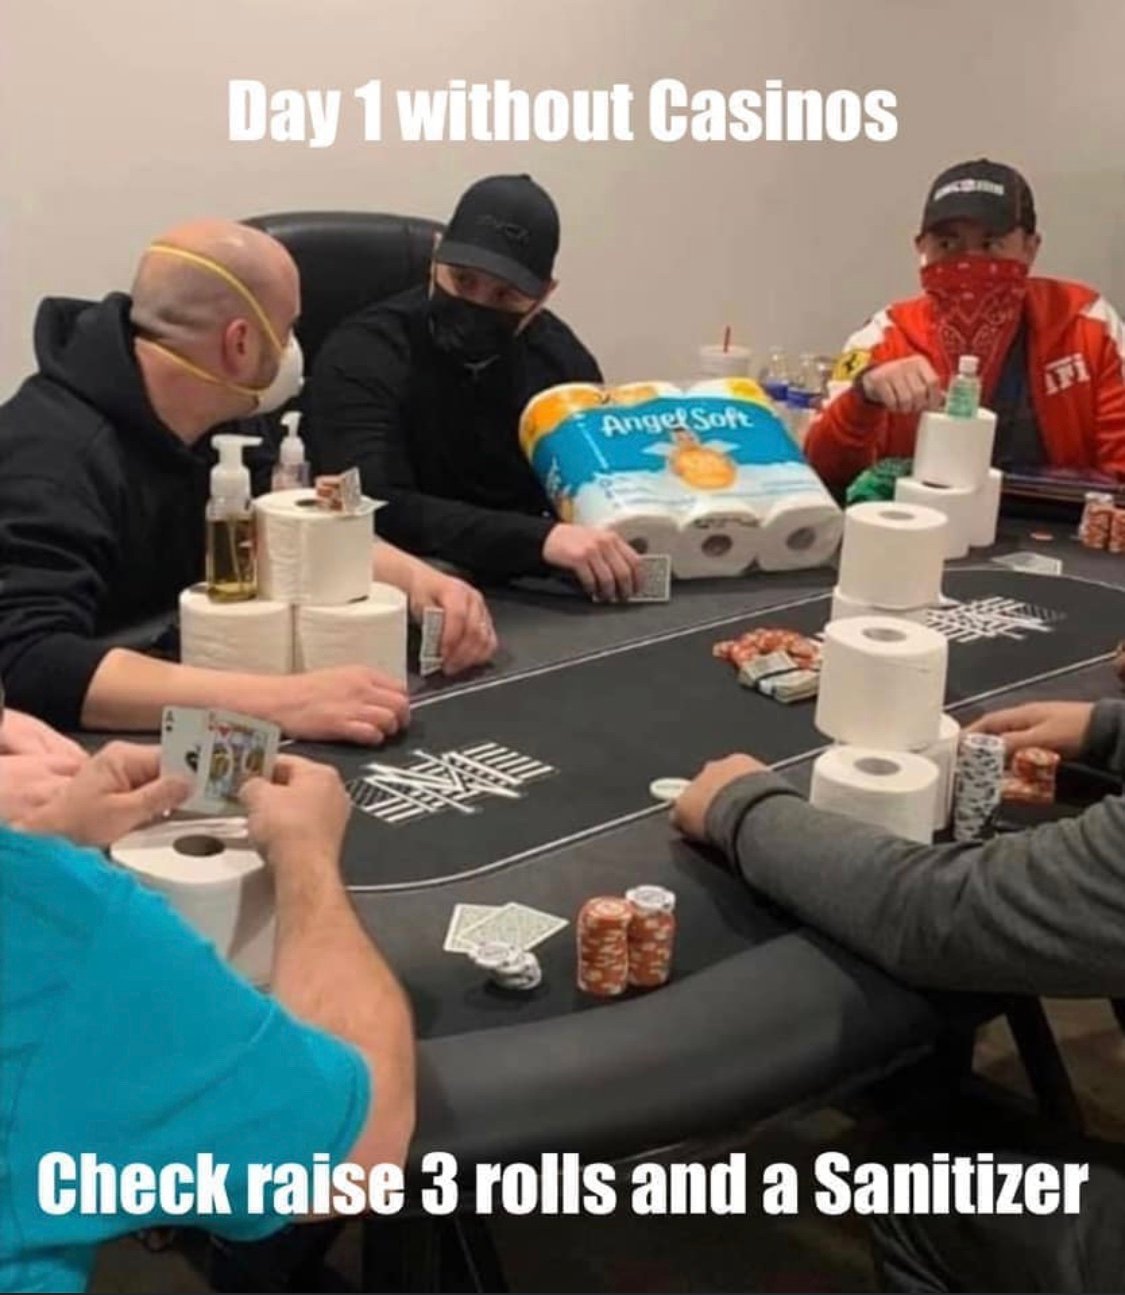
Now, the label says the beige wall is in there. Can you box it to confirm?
[2,0,1123,397]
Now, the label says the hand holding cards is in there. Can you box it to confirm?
[161,707,281,815]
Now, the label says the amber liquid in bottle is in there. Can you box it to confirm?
[205,511,257,602]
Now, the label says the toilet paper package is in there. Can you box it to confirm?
[913,408,998,490]
[816,615,948,750]
[294,583,409,681]
[894,477,976,559]
[521,380,841,578]
[969,468,1004,547]
[674,499,761,579]
[179,587,294,674]
[829,586,930,624]
[111,817,275,985]
[810,746,939,844]
[914,713,961,831]
[255,488,380,606]
[837,502,948,609]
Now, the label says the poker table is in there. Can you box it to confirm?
[285,521,1125,1173]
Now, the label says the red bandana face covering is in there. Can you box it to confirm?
[920,256,1030,397]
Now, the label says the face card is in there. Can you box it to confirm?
[458,902,569,953]
[628,553,672,603]
[443,903,501,954]
[196,709,281,814]
[161,706,210,811]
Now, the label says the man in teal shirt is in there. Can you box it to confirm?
[1,739,415,1292]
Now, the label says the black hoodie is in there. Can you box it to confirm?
[0,293,276,728]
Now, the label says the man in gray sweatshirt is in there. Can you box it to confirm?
[673,696,1125,1292]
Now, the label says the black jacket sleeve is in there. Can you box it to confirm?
[0,447,125,728]
[305,324,554,580]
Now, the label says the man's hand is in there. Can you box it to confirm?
[22,742,189,848]
[967,701,1095,760]
[271,666,410,745]
[859,356,944,414]
[671,754,768,842]
[409,570,497,677]
[0,707,88,763]
[240,755,351,874]
[0,753,82,828]
[543,523,641,602]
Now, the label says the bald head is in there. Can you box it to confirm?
[130,219,299,351]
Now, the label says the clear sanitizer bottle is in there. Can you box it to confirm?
[271,411,310,491]
[945,355,981,418]
[206,434,262,602]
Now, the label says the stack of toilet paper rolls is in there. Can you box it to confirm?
[893,409,1004,557]
[180,487,408,684]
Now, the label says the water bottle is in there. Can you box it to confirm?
[760,346,791,405]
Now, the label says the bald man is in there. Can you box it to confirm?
[0,221,497,742]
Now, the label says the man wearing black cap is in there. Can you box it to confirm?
[806,159,1125,493]
[304,175,641,600]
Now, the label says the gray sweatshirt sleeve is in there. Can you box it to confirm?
[1080,699,1125,774]
[705,766,1125,998]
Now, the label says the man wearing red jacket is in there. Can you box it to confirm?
[805,159,1125,494]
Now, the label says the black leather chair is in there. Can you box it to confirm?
[241,210,443,371]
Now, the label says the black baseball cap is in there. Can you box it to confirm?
[435,174,559,298]
[920,159,1036,236]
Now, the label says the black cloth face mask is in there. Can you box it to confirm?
[428,284,527,363]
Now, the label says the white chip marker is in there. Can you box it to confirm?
[650,777,691,804]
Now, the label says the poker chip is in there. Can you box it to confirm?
[649,777,690,804]
[1007,745,1060,804]
[1110,509,1125,556]
[1078,492,1115,550]
[952,732,1006,841]
[713,627,821,674]
[471,941,542,991]
[576,896,633,997]
[1029,531,1053,543]
[625,885,677,989]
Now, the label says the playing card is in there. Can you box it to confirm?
[420,606,445,670]
[160,707,209,810]
[458,902,568,953]
[339,466,362,514]
[628,553,672,603]
[195,709,281,814]
[443,903,501,953]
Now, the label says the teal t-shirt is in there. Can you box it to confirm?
[0,826,370,1293]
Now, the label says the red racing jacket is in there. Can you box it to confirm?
[805,277,1125,493]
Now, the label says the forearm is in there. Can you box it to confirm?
[82,648,286,731]
[270,856,415,1166]
[708,772,1125,996]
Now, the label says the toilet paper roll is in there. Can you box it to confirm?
[810,746,938,844]
[179,587,293,674]
[111,817,274,986]
[606,380,682,405]
[758,492,843,571]
[969,468,1004,547]
[697,345,751,379]
[518,382,606,454]
[255,488,378,606]
[688,377,774,410]
[894,477,976,560]
[913,713,961,832]
[913,408,998,490]
[816,615,948,749]
[603,509,683,559]
[673,499,761,579]
[294,583,408,682]
[829,586,930,625]
[837,502,948,609]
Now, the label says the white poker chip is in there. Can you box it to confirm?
[649,777,691,804]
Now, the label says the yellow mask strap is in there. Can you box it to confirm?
[145,243,284,352]
[142,339,263,399]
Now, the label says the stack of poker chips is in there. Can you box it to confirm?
[952,733,1006,841]
[577,888,678,997]
[1002,747,1061,805]
[471,941,543,991]
[713,627,822,704]
[1078,491,1116,549]
[625,886,677,988]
